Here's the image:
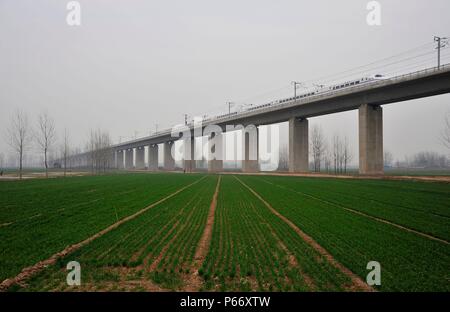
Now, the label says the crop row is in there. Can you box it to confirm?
[239,175,450,291]
[199,175,351,291]
[0,173,202,282]
[21,175,218,291]
[257,175,450,241]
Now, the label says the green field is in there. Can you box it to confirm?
[0,173,449,292]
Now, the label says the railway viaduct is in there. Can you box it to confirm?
[66,65,450,175]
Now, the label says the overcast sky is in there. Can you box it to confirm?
[1,0,449,165]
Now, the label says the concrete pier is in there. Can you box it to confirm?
[242,126,259,172]
[208,133,223,172]
[288,117,309,173]
[117,150,124,170]
[359,104,383,175]
[164,142,175,171]
[135,146,146,169]
[125,149,134,169]
[183,137,195,172]
[148,144,159,171]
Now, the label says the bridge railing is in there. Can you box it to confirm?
[232,63,450,119]
[113,63,450,148]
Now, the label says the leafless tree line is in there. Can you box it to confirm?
[4,109,112,178]
[442,112,450,150]
[311,125,353,174]
[86,129,113,174]
[277,126,353,174]
[394,152,449,169]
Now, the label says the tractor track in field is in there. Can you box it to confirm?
[264,220,317,290]
[146,220,183,272]
[261,178,450,246]
[0,176,207,292]
[183,176,221,291]
[146,180,210,273]
[234,176,374,292]
[135,189,201,268]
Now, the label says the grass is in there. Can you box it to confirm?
[18,175,217,291]
[0,173,202,282]
[1,172,449,292]
[200,176,350,291]
[253,175,450,241]
[238,175,450,291]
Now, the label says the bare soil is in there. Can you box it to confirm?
[182,176,222,291]
[234,176,374,292]
[0,177,206,292]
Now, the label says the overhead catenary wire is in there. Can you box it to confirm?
[235,40,444,104]
[301,41,437,85]
[116,39,450,145]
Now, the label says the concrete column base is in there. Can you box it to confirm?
[117,151,124,170]
[288,117,309,173]
[184,160,196,172]
[242,160,259,173]
[241,126,259,173]
[183,137,196,172]
[164,142,175,171]
[148,145,159,171]
[207,132,223,173]
[125,149,134,169]
[135,147,146,169]
[208,160,223,172]
[359,104,383,175]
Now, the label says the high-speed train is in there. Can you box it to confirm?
[245,74,388,112]
[201,74,388,121]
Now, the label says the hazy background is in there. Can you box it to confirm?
[1,0,449,167]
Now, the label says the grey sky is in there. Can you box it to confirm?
[1,0,449,166]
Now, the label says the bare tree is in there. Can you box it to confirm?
[278,144,288,171]
[343,137,353,174]
[36,112,56,178]
[6,110,31,179]
[310,125,326,172]
[323,146,332,174]
[384,151,394,168]
[61,129,70,177]
[332,135,352,174]
[441,112,450,150]
[86,129,113,174]
[0,152,4,174]
[333,135,342,174]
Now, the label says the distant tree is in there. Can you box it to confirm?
[323,147,332,174]
[278,144,288,171]
[0,152,4,172]
[333,135,344,174]
[343,137,353,174]
[384,151,394,167]
[36,112,56,178]
[6,110,32,179]
[310,125,326,172]
[412,151,448,168]
[86,129,113,174]
[441,112,450,150]
[332,135,352,174]
[333,135,339,174]
[61,129,70,177]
